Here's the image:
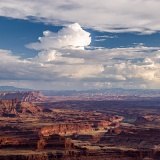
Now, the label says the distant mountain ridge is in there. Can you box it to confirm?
[1,86,160,98]
[41,88,160,97]
[0,86,32,91]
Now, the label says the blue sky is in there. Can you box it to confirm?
[0,0,160,90]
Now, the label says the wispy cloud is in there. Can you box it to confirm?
[96,35,118,39]
[95,35,118,42]
[95,39,106,42]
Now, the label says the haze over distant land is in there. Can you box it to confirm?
[0,0,160,90]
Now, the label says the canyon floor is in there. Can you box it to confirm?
[0,91,160,160]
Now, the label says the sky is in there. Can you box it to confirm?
[0,0,160,90]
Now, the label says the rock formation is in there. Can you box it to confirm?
[0,99,45,117]
[0,91,44,102]
[40,123,93,136]
[134,116,150,125]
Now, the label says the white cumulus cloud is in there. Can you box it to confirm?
[26,23,91,50]
[1,24,160,90]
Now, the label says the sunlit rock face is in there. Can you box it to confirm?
[0,99,44,117]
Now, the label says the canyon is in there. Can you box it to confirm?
[0,91,160,160]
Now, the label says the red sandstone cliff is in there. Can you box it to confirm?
[0,99,45,117]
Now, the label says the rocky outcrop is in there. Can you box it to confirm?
[40,123,93,136]
[73,134,102,143]
[0,99,20,117]
[134,116,150,125]
[16,102,43,114]
[37,134,73,151]
[0,91,44,102]
[0,131,39,149]
[0,99,45,117]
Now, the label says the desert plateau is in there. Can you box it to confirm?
[0,90,160,160]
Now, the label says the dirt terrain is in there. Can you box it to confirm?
[0,92,160,160]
